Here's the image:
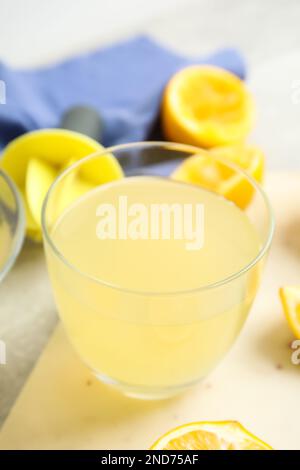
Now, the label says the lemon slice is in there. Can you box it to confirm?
[151,421,272,450]
[162,65,254,147]
[171,144,264,209]
[279,287,300,339]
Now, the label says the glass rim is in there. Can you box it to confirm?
[41,141,275,297]
[0,169,26,283]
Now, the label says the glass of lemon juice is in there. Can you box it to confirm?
[42,142,274,399]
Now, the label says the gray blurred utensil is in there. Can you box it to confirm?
[60,105,181,175]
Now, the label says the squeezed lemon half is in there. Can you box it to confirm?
[171,144,264,209]
[162,65,254,148]
[0,129,123,240]
[151,421,272,450]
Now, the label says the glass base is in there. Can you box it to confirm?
[93,371,198,400]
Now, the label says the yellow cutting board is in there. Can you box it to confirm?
[0,172,299,450]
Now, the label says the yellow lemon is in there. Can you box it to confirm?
[151,421,272,450]
[171,144,264,209]
[162,65,254,148]
[279,287,300,339]
[0,129,123,240]
[26,158,58,228]
[0,129,102,187]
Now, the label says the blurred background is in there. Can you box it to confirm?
[1,0,300,168]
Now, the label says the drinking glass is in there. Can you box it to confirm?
[42,142,274,399]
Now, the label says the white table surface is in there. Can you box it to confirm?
[0,0,300,429]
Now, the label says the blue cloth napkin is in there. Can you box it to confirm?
[0,36,246,150]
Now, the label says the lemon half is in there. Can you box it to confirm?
[162,65,254,148]
[171,144,264,209]
[0,129,123,240]
[151,421,272,450]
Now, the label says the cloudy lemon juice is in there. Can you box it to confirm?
[46,176,261,398]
